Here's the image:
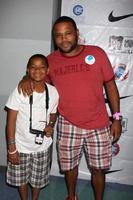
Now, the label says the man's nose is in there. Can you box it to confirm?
[62,34,67,41]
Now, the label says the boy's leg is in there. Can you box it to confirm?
[30,150,50,195]
[7,153,30,200]
[32,187,40,200]
[18,184,28,200]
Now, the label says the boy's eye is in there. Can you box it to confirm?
[30,65,47,70]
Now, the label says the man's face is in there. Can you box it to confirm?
[53,22,79,54]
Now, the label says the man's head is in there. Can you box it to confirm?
[52,16,79,54]
[27,54,49,83]
[53,16,77,31]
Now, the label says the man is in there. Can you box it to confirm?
[18,16,122,200]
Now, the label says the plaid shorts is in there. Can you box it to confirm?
[7,148,50,188]
[57,115,112,171]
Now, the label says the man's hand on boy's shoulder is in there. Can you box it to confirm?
[18,75,35,96]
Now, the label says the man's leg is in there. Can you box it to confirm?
[32,187,40,200]
[91,168,105,200]
[57,115,83,200]
[65,165,78,200]
[84,126,111,200]
[19,184,28,200]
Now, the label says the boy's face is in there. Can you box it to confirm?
[27,58,48,82]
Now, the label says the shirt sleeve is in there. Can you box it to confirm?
[49,87,59,114]
[100,48,115,82]
[6,87,21,111]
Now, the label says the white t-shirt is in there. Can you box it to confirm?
[6,83,59,153]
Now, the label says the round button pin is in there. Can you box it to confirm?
[85,55,95,65]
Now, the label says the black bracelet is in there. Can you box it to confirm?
[7,140,16,145]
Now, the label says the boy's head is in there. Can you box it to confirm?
[27,54,49,82]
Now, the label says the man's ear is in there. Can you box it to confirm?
[47,68,49,75]
[77,29,79,37]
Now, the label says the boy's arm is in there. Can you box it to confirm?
[104,79,122,143]
[44,113,58,137]
[6,108,20,164]
[48,113,58,127]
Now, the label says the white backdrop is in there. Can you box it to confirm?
[0,0,60,166]
[59,0,133,185]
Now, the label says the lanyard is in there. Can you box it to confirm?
[29,84,49,130]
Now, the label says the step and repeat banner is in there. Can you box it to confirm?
[61,0,133,185]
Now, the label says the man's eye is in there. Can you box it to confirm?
[66,32,71,35]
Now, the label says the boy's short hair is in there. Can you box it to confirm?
[52,16,77,32]
[27,54,49,69]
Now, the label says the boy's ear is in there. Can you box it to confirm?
[26,69,29,75]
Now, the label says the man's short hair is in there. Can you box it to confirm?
[53,16,77,31]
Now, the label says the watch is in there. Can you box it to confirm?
[49,121,55,127]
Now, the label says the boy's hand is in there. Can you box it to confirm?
[18,76,34,96]
[8,151,20,165]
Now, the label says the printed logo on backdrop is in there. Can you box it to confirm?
[109,35,133,54]
[78,32,86,45]
[112,143,120,157]
[113,63,129,81]
[108,11,133,22]
[70,3,86,24]
[73,5,83,16]
[121,117,128,133]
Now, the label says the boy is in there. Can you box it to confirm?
[5,54,59,200]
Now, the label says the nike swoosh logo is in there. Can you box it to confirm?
[108,11,133,22]
[105,95,133,103]
[105,169,122,174]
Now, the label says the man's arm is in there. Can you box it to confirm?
[104,79,122,143]
[18,75,35,96]
[6,108,20,164]
[18,74,52,96]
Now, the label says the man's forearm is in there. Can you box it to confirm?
[104,79,120,114]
